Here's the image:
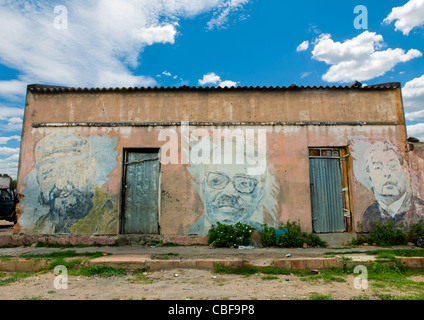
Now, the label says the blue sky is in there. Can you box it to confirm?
[1,0,424,179]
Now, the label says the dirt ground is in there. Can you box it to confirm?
[2,267,424,301]
[1,220,424,301]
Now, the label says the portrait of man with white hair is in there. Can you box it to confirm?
[361,141,424,231]
[23,132,118,234]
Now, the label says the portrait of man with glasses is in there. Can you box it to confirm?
[184,133,279,235]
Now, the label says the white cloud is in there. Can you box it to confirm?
[403,75,424,120]
[0,80,27,98]
[198,72,238,87]
[403,75,424,103]
[405,110,424,121]
[0,106,24,131]
[296,40,309,52]
[0,154,19,179]
[199,72,222,85]
[300,72,312,79]
[133,24,178,46]
[0,0,250,89]
[384,0,424,35]
[162,71,172,77]
[219,80,237,88]
[0,106,24,121]
[207,0,250,30]
[311,31,422,83]
[0,146,20,178]
[407,123,424,140]
[0,147,19,156]
[0,135,20,145]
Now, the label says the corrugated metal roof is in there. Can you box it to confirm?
[26,81,401,94]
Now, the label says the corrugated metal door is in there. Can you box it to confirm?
[123,150,160,234]
[309,156,345,233]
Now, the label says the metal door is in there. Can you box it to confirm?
[122,150,160,234]
[309,155,345,233]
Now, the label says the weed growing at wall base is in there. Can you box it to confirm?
[207,221,327,248]
[261,221,327,248]
[207,222,254,248]
[352,220,424,246]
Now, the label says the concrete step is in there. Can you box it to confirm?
[88,255,348,271]
[88,254,424,271]
[316,233,357,247]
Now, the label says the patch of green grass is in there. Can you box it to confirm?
[309,294,333,300]
[20,296,44,300]
[212,263,258,276]
[212,264,348,283]
[128,270,154,284]
[0,272,34,286]
[34,242,94,248]
[261,275,278,280]
[47,257,127,277]
[394,292,424,300]
[372,282,387,288]
[23,250,109,259]
[350,295,371,300]
[325,249,424,258]
[372,293,408,300]
[300,269,347,284]
[0,256,13,262]
[341,256,353,261]
[383,249,424,257]
[160,243,180,247]
[77,265,126,277]
[48,257,85,271]
[367,262,424,290]
[324,250,364,255]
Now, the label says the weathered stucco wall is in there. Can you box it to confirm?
[23,88,401,124]
[16,85,421,237]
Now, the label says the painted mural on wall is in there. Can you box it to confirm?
[352,140,424,232]
[21,132,118,234]
[183,128,279,235]
[408,145,424,201]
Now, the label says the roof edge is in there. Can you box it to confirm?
[26,82,401,94]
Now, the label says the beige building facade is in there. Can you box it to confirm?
[14,82,424,242]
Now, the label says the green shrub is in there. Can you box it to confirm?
[279,221,327,248]
[351,220,424,247]
[302,232,328,248]
[260,224,277,247]
[213,263,258,275]
[407,220,424,244]
[207,222,254,248]
[261,221,327,248]
[365,221,407,247]
[277,221,304,248]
